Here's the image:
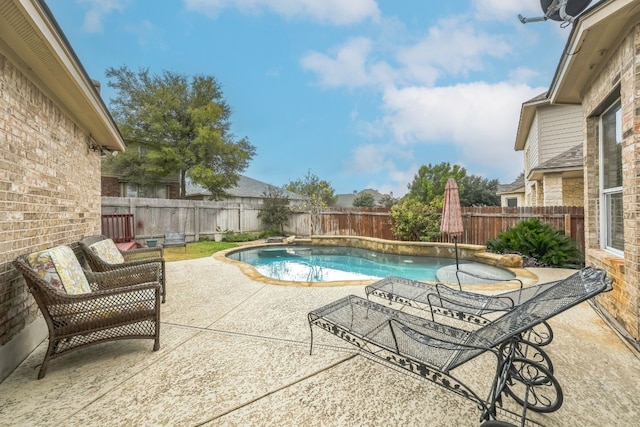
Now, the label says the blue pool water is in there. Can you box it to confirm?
[226,245,505,282]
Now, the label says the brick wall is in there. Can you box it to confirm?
[0,53,102,348]
[581,27,639,341]
[101,176,120,197]
[562,177,584,207]
[543,173,563,206]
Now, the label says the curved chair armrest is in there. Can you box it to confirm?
[121,246,164,261]
[84,264,160,291]
[455,269,523,290]
[388,318,491,353]
[434,284,516,311]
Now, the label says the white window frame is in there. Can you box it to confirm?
[599,100,623,256]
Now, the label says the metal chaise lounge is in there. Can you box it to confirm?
[309,267,612,425]
[366,274,561,346]
[80,235,167,303]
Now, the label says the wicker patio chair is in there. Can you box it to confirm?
[79,235,166,303]
[14,245,161,379]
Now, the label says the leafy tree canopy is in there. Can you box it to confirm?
[406,162,500,207]
[353,192,376,207]
[389,198,441,241]
[459,175,500,207]
[257,187,291,234]
[407,162,467,207]
[378,194,398,208]
[284,170,336,208]
[284,170,336,234]
[104,66,256,199]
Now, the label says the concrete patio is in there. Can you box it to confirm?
[0,255,639,426]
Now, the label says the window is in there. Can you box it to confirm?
[123,183,169,199]
[506,197,518,207]
[600,101,623,253]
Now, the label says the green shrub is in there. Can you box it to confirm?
[222,230,259,242]
[390,198,441,242]
[486,218,583,268]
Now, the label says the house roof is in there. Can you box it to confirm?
[0,0,125,151]
[496,176,525,195]
[528,143,583,180]
[514,92,550,151]
[549,0,639,104]
[186,175,304,200]
[333,189,388,207]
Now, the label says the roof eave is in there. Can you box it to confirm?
[0,0,125,151]
[549,0,640,105]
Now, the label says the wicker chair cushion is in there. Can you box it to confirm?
[27,251,65,293]
[89,239,125,264]
[28,246,91,295]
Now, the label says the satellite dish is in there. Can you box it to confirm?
[518,0,592,24]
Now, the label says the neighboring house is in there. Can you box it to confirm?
[334,189,390,207]
[496,177,525,207]
[546,0,639,347]
[0,0,125,380]
[185,175,305,205]
[101,144,181,199]
[102,173,181,199]
[514,92,584,206]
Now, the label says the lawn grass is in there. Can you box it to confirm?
[163,241,239,262]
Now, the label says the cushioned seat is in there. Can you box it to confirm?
[14,245,162,379]
[79,235,166,303]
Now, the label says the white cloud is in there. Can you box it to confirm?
[346,144,416,197]
[77,0,125,33]
[508,67,540,84]
[301,38,389,88]
[381,81,543,177]
[472,0,541,22]
[396,17,511,84]
[183,0,380,25]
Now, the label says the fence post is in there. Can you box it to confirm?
[194,205,200,241]
[564,213,572,238]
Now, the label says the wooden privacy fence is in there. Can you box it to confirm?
[317,206,585,255]
[101,198,584,253]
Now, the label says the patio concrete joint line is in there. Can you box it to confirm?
[194,354,358,425]
[203,284,269,329]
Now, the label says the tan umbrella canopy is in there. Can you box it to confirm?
[441,177,464,268]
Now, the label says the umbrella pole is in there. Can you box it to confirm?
[454,235,459,270]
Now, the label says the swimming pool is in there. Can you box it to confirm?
[225,245,515,283]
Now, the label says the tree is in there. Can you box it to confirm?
[104,66,256,199]
[353,192,375,207]
[389,198,441,241]
[459,175,500,206]
[407,162,467,207]
[284,170,336,233]
[257,187,292,234]
[377,194,398,208]
[406,162,500,207]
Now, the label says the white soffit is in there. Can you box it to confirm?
[0,0,125,151]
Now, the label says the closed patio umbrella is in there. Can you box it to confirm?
[441,178,464,269]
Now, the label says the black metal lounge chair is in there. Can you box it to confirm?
[309,267,612,425]
[366,274,561,346]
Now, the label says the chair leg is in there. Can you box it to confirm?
[161,262,166,303]
[38,338,58,379]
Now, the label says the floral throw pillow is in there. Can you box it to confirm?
[89,239,125,264]
[27,251,65,293]
[48,245,92,295]
[28,246,91,295]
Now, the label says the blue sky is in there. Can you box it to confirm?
[48,0,573,197]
